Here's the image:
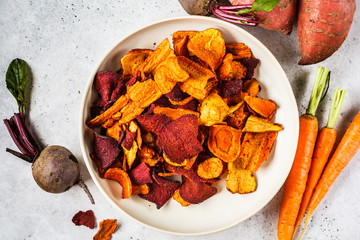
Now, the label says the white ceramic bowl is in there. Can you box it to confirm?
[79,16,299,236]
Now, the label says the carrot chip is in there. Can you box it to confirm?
[93,219,117,240]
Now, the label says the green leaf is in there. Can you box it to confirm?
[5,58,28,114]
[237,0,280,14]
[252,0,281,12]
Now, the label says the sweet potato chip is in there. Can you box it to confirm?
[132,184,150,195]
[238,131,278,172]
[226,101,250,130]
[173,188,191,207]
[172,31,197,56]
[117,101,144,125]
[208,125,242,162]
[226,163,256,194]
[93,132,120,169]
[218,53,247,81]
[93,219,117,240]
[187,28,226,71]
[87,95,129,128]
[199,91,230,126]
[122,140,138,170]
[104,168,132,199]
[177,56,216,100]
[136,38,176,78]
[153,65,177,94]
[121,49,153,79]
[127,79,162,108]
[244,96,277,120]
[139,169,180,209]
[243,78,260,97]
[226,43,252,59]
[242,115,283,132]
[106,121,123,142]
[153,106,199,120]
[197,157,223,179]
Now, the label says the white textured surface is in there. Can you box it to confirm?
[0,1,359,239]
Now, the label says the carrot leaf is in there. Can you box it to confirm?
[306,67,330,116]
[326,88,346,129]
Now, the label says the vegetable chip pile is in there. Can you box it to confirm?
[86,28,283,209]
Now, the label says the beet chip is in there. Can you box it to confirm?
[165,84,190,102]
[239,58,260,80]
[94,71,125,110]
[158,115,203,164]
[72,210,95,229]
[129,162,153,185]
[93,132,120,169]
[179,177,217,204]
[136,114,172,134]
[121,127,136,150]
[218,79,243,98]
[139,169,180,209]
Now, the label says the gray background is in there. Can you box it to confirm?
[0,0,359,239]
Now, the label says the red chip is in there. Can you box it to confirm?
[139,169,180,209]
[129,162,153,185]
[158,115,203,164]
[179,177,217,204]
[93,132,120,169]
[72,210,95,229]
[219,79,243,98]
[239,57,260,80]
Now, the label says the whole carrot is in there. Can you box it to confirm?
[299,110,360,238]
[293,88,345,237]
[277,67,330,240]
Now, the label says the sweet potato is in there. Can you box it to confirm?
[230,0,297,35]
[297,0,356,65]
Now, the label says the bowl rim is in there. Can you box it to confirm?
[79,15,299,236]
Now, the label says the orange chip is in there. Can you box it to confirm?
[238,131,278,172]
[121,49,153,79]
[187,28,226,71]
[173,188,191,207]
[136,38,176,78]
[153,106,199,120]
[127,79,163,108]
[242,115,283,132]
[177,56,216,100]
[117,101,144,125]
[208,124,242,162]
[197,157,223,179]
[87,95,129,128]
[218,53,247,81]
[106,121,123,141]
[199,91,230,126]
[226,101,250,130]
[226,164,256,194]
[132,184,150,195]
[104,168,132,199]
[172,31,197,56]
[244,95,277,120]
[226,43,252,59]
[93,219,117,240]
[153,56,189,94]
